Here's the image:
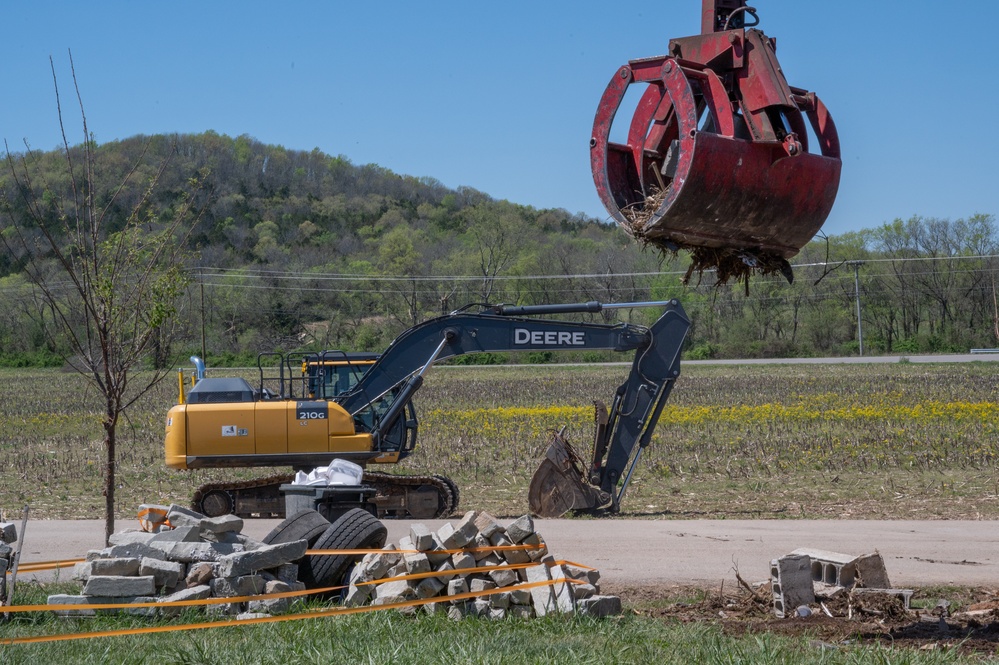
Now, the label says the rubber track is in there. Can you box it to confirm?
[192,472,457,519]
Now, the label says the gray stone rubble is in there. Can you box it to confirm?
[47,504,307,617]
[344,510,622,620]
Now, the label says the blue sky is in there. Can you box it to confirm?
[2,1,995,238]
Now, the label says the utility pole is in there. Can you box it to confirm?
[848,261,864,356]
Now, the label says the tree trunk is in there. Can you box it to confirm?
[104,419,116,546]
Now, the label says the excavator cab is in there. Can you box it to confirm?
[590,0,840,279]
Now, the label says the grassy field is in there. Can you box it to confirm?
[2,362,998,662]
[0,362,997,520]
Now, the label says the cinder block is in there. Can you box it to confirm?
[852,587,913,610]
[771,555,815,618]
[854,553,892,589]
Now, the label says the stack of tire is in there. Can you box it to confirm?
[262,508,387,590]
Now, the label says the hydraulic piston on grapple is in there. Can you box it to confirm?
[590,0,841,265]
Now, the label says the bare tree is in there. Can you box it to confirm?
[0,56,208,544]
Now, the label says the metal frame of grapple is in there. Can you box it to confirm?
[590,0,841,259]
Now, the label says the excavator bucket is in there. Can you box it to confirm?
[590,1,841,275]
[528,429,608,518]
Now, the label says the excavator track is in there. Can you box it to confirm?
[191,471,457,520]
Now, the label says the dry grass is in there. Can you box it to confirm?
[0,363,997,521]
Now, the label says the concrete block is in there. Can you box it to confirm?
[200,514,244,535]
[398,535,415,552]
[454,511,480,544]
[488,608,507,620]
[852,588,913,610]
[207,601,242,617]
[372,579,416,605]
[472,534,495,561]
[447,578,469,602]
[403,552,431,575]
[106,542,167,562]
[108,529,157,546]
[158,584,212,618]
[410,523,434,551]
[771,554,815,618]
[210,575,265,598]
[47,594,157,617]
[422,601,445,614]
[578,595,622,618]
[150,525,201,543]
[90,557,141,577]
[447,602,471,620]
[0,521,17,544]
[451,551,475,574]
[437,522,462,549]
[505,515,534,544]
[488,567,519,588]
[573,584,597,600]
[550,564,576,614]
[276,563,299,586]
[344,583,372,607]
[565,564,598,585]
[854,553,892,589]
[140,557,185,589]
[86,549,104,561]
[490,591,511,609]
[469,578,497,594]
[234,533,267,551]
[791,548,858,587]
[151,541,243,564]
[509,605,533,619]
[415,575,445,599]
[473,512,504,539]
[83,575,156,597]
[523,533,548,561]
[202,530,241,545]
[434,560,456,583]
[247,580,292,614]
[478,553,502,567]
[237,612,271,620]
[501,538,532,565]
[72,561,93,581]
[471,599,491,616]
[216,540,307,578]
[525,564,554,616]
[510,589,532,605]
[166,504,206,529]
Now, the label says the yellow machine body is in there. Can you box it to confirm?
[165,396,375,470]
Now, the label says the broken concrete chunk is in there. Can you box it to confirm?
[186,562,214,587]
[166,504,206,529]
[211,575,265,598]
[140,557,185,589]
[488,567,519,588]
[151,541,243,564]
[90,557,141,577]
[453,511,480,543]
[447,578,469,602]
[577,595,622,618]
[216,540,307,578]
[150,525,202,543]
[451,551,475,574]
[157,584,212,618]
[200,514,244,535]
[106,542,167,562]
[415,575,445,599]
[83,575,157,597]
[403,552,431,575]
[469,578,497,594]
[854,553,891,589]
[771,554,815,619]
[344,583,372,607]
[108,529,157,546]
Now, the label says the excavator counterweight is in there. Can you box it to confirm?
[590,0,841,270]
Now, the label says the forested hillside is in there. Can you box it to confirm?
[1,132,996,366]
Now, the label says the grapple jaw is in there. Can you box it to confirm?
[590,1,841,265]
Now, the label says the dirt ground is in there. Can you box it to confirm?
[607,582,999,657]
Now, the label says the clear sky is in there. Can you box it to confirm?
[2,1,995,237]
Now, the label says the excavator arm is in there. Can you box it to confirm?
[335,299,690,515]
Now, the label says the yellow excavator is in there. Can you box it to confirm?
[165,0,840,519]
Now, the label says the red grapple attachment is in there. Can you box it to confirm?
[590,1,841,261]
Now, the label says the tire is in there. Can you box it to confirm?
[262,509,331,547]
[299,508,387,589]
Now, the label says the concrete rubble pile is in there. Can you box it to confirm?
[344,511,622,620]
[770,547,913,619]
[47,504,307,620]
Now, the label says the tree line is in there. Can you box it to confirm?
[2,131,996,367]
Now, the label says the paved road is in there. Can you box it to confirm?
[14,519,999,589]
